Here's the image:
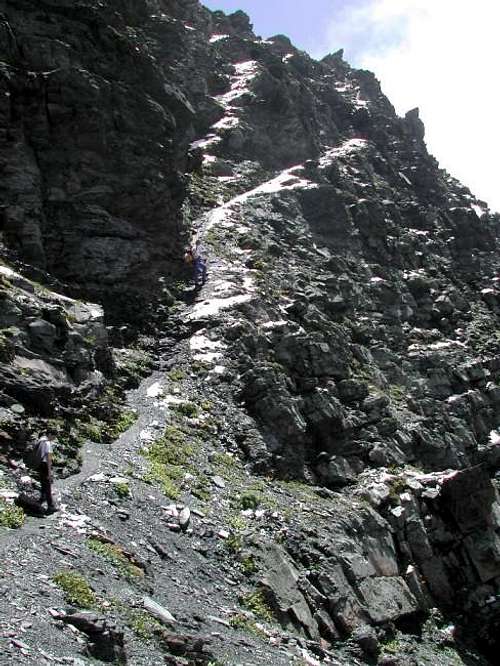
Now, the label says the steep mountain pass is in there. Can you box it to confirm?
[1,1,500,665]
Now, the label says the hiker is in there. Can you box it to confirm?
[30,431,57,514]
[185,235,207,289]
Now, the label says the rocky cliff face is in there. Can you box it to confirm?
[1,2,500,665]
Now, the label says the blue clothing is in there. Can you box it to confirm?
[194,256,207,286]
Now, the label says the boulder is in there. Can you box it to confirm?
[259,543,320,639]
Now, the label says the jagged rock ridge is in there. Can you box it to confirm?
[0,1,500,665]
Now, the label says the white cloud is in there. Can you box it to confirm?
[325,0,500,212]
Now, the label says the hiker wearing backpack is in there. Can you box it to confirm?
[184,234,207,289]
[25,431,57,514]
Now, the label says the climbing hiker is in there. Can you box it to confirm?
[25,431,58,514]
[185,235,207,289]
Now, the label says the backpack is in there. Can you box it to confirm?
[24,439,43,470]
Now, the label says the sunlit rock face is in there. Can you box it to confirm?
[1,1,500,664]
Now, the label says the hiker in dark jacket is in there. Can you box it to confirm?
[37,432,57,514]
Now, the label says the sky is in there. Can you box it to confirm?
[203,0,500,213]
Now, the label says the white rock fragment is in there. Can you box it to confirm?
[87,473,107,483]
[143,596,176,625]
[179,507,191,530]
[146,382,164,398]
[109,477,129,485]
[212,475,226,488]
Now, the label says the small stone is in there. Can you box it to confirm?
[192,509,206,518]
[10,404,25,415]
[218,530,229,539]
[241,509,254,517]
[212,476,226,488]
[179,507,191,531]
[167,523,181,532]
[88,473,107,483]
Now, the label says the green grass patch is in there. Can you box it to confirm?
[212,452,238,469]
[240,555,258,575]
[124,607,163,641]
[104,409,137,440]
[226,532,243,554]
[0,331,15,363]
[229,613,267,639]
[239,491,262,511]
[241,589,274,623]
[191,360,210,374]
[113,482,130,499]
[87,538,144,580]
[53,571,96,608]
[0,501,25,529]
[224,515,248,554]
[145,462,181,499]
[167,368,186,382]
[388,477,408,506]
[173,402,199,418]
[381,638,402,655]
[142,425,197,499]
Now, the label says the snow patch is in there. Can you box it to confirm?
[190,332,224,363]
[212,115,240,131]
[147,382,164,398]
[139,428,157,443]
[261,320,288,330]
[234,60,259,76]
[205,166,317,231]
[215,60,259,107]
[188,294,252,321]
[190,332,223,353]
[319,139,368,167]
[489,430,500,444]
[0,264,16,278]
[209,34,229,43]
[471,203,486,218]
[190,135,221,151]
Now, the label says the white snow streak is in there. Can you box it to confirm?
[319,139,369,167]
[188,294,252,321]
[209,34,229,43]
[471,203,486,218]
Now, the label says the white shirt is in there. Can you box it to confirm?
[38,436,53,463]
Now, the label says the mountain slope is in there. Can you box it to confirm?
[0,1,499,664]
